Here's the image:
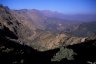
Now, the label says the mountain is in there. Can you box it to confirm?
[0,33,96,64]
[0,5,96,64]
[42,10,96,22]
[11,8,96,36]
[0,5,96,51]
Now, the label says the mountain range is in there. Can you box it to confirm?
[0,5,96,64]
[0,5,96,51]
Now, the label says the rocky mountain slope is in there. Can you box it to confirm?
[0,27,96,64]
[0,5,96,64]
[0,5,96,51]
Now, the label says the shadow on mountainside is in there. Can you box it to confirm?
[0,27,59,64]
[0,25,96,64]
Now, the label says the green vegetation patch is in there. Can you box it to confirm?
[51,47,77,61]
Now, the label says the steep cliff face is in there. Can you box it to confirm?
[0,6,20,39]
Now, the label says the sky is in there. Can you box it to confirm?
[0,0,96,14]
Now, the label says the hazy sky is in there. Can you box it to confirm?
[0,0,96,14]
